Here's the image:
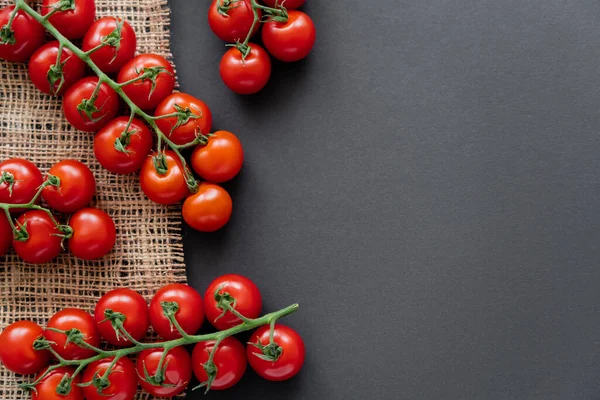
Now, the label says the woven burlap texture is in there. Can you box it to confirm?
[0,1,187,399]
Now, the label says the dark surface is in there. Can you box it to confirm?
[171,1,600,399]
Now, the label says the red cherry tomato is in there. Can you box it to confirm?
[220,44,271,95]
[82,357,137,400]
[0,158,43,211]
[28,41,86,95]
[208,0,261,43]
[32,366,83,400]
[204,274,262,330]
[136,347,191,397]
[41,0,96,40]
[262,0,305,9]
[68,208,116,260]
[262,10,315,62]
[42,160,96,213]
[117,53,176,110]
[12,210,62,264]
[0,320,50,375]
[149,283,203,340]
[82,17,137,73]
[0,212,11,256]
[45,308,100,361]
[154,93,213,146]
[139,151,189,205]
[94,288,149,347]
[192,337,247,390]
[63,77,119,132]
[191,130,244,183]
[182,183,232,232]
[248,324,305,381]
[0,6,45,62]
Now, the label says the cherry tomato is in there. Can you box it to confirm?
[182,183,232,232]
[63,77,119,132]
[208,0,261,43]
[41,0,96,40]
[42,160,96,213]
[32,366,83,400]
[28,41,86,96]
[149,283,203,340]
[262,0,305,9]
[248,324,305,381]
[82,17,137,73]
[136,347,191,397]
[191,131,243,183]
[0,158,43,211]
[45,308,100,360]
[0,6,45,62]
[117,53,175,111]
[220,44,271,95]
[94,288,149,347]
[154,93,213,146]
[82,357,137,400]
[262,10,315,62]
[192,337,246,390]
[12,210,62,264]
[139,151,189,205]
[0,212,11,256]
[203,274,262,330]
[68,208,116,260]
[0,320,50,375]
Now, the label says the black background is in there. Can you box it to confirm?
[172,1,600,399]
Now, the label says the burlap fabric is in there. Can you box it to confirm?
[0,1,187,398]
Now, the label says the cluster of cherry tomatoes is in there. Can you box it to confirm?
[209,0,316,94]
[0,274,305,398]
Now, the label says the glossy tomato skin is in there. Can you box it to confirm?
[117,54,175,111]
[63,77,119,132]
[0,212,11,256]
[94,288,149,346]
[204,274,262,330]
[32,366,83,400]
[0,158,43,210]
[248,324,305,381]
[28,41,86,95]
[191,131,243,183]
[262,0,305,9]
[42,160,96,213]
[82,357,137,400]
[41,0,96,40]
[68,208,116,260]
[182,183,232,233]
[136,347,192,397]
[149,283,203,340]
[139,151,189,205]
[45,308,100,360]
[154,93,213,146]
[0,6,45,62]
[208,0,261,42]
[12,211,62,264]
[220,45,271,95]
[262,10,316,62]
[192,337,247,390]
[0,320,50,375]
[82,17,137,73]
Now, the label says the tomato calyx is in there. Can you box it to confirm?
[46,327,94,354]
[227,42,252,60]
[170,103,203,134]
[139,357,177,388]
[257,0,288,23]
[249,338,283,362]
[13,218,29,241]
[213,287,238,322]
[132,65,173,98]
[49,0,77,13]
[100,19,126,63]
[216,0,242,16]
[0,7,17,45]
[100,309,131,341]
[78,370,111,393]
[46,48,70,96]
[193,357,218,393]
[152,152,169,175]
[160,301,190,337]
[113,127,138,154]
[0,171,18,196]
[77,83,108,123]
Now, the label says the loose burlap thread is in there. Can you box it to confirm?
[0,1,187,398]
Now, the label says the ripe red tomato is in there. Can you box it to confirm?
[0,158,43,210]
[63,77,119,132]
[208,0,261,43]
[191,130,243,183]
[220,44,271,95]
[28,41,86,96]
[46,308,100,360]
[0,320,50,375]
[94,288,149,347]
[117,54,176,110]
[247,324,305,381]
[262,0,305,9]
[0,6,45,62]
[182,183,232,233]
[94,117,153,174]
[204,274,262,330]
[42,160,96,213]
[82,357,137,400]
[12,210,62,264]
[68,208,116,260]
[154,93,213,146]
[262,10,315,62]
[139,151,189,205]
[149,283,203,340]
[82,16,136,73]
[136,347,191,397]
[0,212,11,256]
[32,366,83,400]
[192,337,246,390]
[41,0,96,40]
